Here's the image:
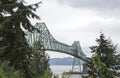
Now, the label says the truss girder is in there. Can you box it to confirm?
[26,22,86,60]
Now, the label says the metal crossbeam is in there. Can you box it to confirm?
[26,22,87,60]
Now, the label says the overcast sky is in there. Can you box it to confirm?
[25,0,120,58]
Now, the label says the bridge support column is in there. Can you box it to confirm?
[82,63,87,73]
[72,57,81,73]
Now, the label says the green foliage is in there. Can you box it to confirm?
[90,33,118,68]
[0,0,51,78]
[29,41,51,78]
[0,61,24,78]
[53,74,59,78]
[0,0,40,64]
[52,71,72,78]
[61,71,72,78]
[41,69,51,78]
[84,54,115,78]
[84,33,117,78]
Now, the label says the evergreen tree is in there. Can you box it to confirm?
[84,53,115,78]
[0,0,41,77]
[30,41,51,78]
[90,33,118,69]
[83,33,118,78]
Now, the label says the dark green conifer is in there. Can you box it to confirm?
[0,0,41,77]
[90,33,117,68]
[84,33,118,78]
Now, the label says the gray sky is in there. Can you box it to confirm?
[25,0,120,58]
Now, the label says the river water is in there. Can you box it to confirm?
[50,65,83,78]
[50,65,120,78]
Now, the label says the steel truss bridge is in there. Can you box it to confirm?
[26,22,87,72]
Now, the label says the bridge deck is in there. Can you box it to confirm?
[26,22,87,60]
[65,72,87,74]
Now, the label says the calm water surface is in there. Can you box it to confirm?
[50,65,120,78]
[50,65,83,78]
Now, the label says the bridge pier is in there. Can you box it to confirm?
[72,57,82,72]
[71,57,87,74]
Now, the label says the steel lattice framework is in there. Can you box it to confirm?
[26,22,87,60]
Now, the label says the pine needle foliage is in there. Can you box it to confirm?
[84,33,118,78]
[0,0,42,78]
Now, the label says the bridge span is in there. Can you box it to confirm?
[26,22,87,61]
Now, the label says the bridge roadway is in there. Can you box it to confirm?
[26,22,87,61]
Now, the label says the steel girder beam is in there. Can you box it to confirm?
[26,22,87,60]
